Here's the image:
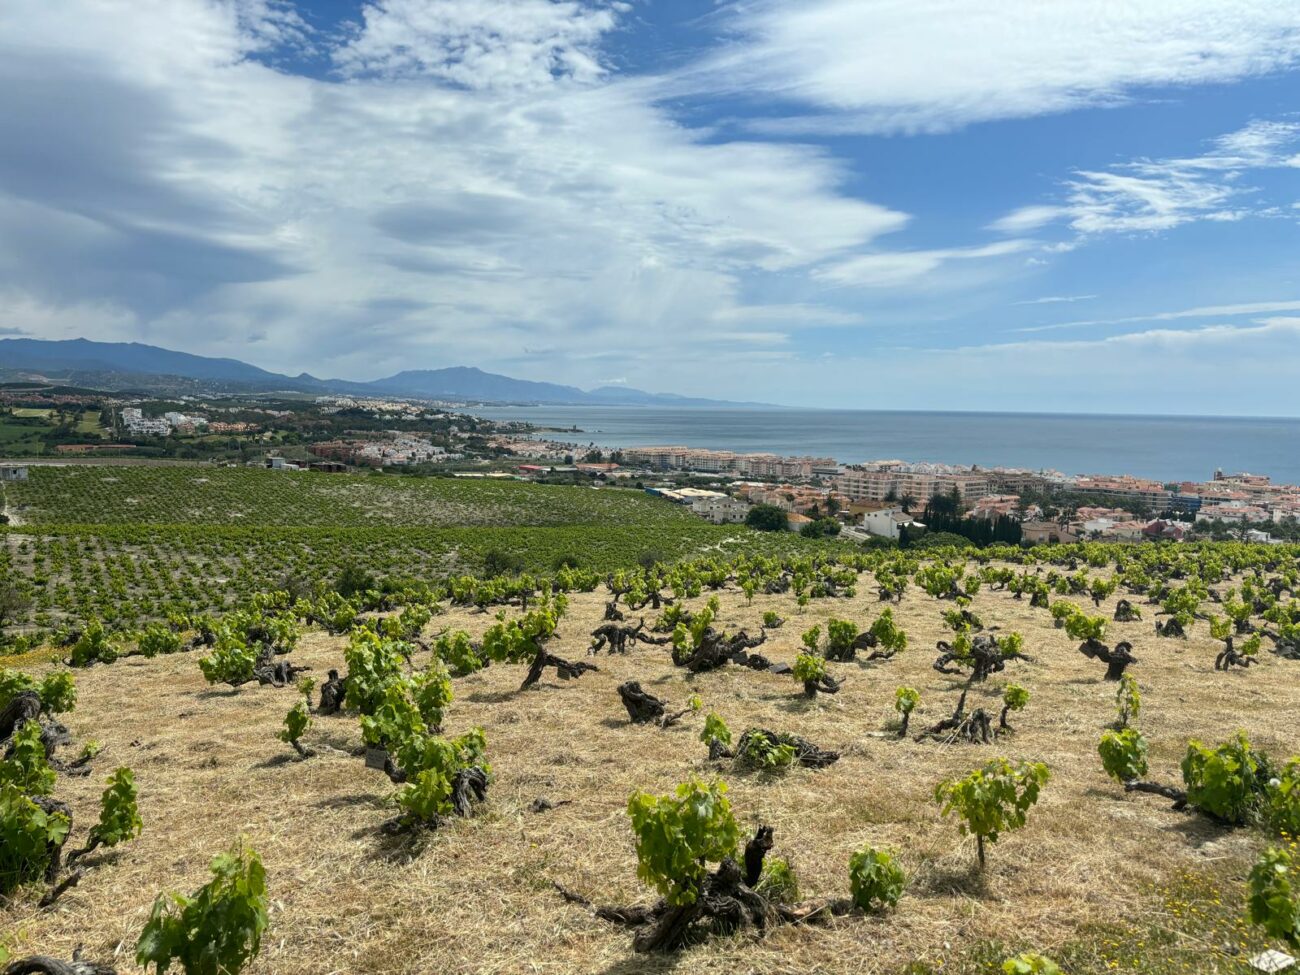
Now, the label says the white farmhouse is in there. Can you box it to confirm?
[859,506,918,540]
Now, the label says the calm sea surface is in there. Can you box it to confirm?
[464,406,1300,485]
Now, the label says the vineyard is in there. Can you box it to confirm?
[1,467,831,634]
[4,524,1300,973]
[1,465,716,528]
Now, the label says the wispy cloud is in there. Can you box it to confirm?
[972,316,1300,353]
[1018,298,1300,333]
[709,304,864,327]
[992,119,1300,239]
[1012,294,1097,306]
[674,1,1300,133]
[813,240,1031,288]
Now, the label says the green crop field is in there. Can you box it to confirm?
[73,410,105,437]
[0,418,49,450]
[5,465,715,528]
[0,464,836,630]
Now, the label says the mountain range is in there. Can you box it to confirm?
[0,338,766,407]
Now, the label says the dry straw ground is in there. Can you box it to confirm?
[2,573,1289,974]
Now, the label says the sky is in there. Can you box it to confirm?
[2,0,1300,414]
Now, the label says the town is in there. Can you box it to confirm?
[3,383,1297,547]
[498,445,1300,546]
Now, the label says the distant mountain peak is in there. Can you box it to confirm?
[0,337,773,407]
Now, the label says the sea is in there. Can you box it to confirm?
[463,406,1300,486]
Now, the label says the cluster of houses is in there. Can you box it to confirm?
[309,436,460,467]
[1019,507,1186,545]
[119,407,240,437]
[313,396,457,422]
[120,407,188,437]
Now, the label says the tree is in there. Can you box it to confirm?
[482,548,525,577]
[800,517,841,539]
[745,504,788,532]
[934,758,1050,868]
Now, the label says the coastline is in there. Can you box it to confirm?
[467,404,1300,485]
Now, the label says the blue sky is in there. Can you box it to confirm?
[2,0,1299,413]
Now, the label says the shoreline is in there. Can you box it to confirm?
[472,406,1300,492]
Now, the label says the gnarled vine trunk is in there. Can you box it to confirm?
[917,689,994,744]
[521,645,598,690]
[1113,599,1141,622]
[556,825,851,953]
[1,954,118,975]
[1078,639,1137,680]
[617,681,666,724]
[318,669,346,714]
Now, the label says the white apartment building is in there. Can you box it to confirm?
[120,407,171,437]
[836,466,992,504]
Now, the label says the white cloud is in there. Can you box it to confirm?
[4,0,1299,413]
[814,240,1031,288]
[1012,294,1096,306]
[1061,168,1244,234]
[1018,298,1300,333]
[970,316,1300,355]
[0,0,908,381]
[680,1,1300,133]
[333,0,621,87]
[988,206,1066,234]
[992,119,1300,239]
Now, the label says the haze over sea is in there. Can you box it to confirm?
[465,407,1300,486]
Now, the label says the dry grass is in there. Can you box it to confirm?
[2,575,1289,973]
